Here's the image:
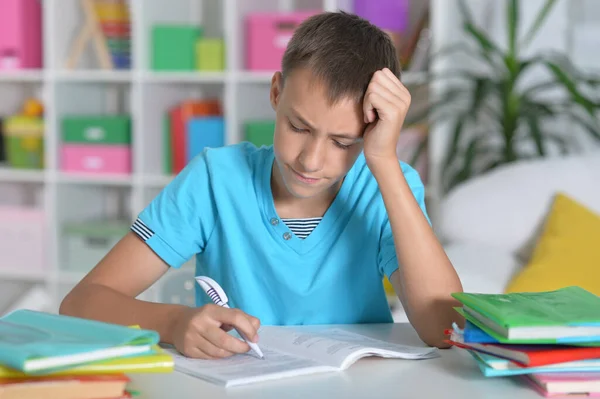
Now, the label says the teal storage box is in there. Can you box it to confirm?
[186,117,224,163]
[62,116,131,145]
[152,25,202,71]
[245,120,275,147]
[62,220,130,273]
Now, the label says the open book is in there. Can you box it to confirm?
[165,326,439,387]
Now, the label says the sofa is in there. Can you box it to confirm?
[390,150,600,322]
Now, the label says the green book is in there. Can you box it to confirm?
[452,286,600,343]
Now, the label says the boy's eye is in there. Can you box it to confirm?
[334,141,352,150]
[289,121,306,133]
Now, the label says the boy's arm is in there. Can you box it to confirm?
[373,163,464,348]
[362,69,464,348]
[59,232,188,344]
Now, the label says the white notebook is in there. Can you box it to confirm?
[166,326,439,387]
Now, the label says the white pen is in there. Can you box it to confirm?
[195,276,265,360]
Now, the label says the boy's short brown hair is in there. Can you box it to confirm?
[281,11,400,105]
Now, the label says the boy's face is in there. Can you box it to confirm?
[269,67,365,200]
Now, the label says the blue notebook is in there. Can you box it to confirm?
[0,310,160,374]
[469,350,600,377]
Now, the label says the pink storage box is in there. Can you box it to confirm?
[245,10,319,71]
[0,0,43,69]
[61,144,132,174]
[0,206,46,275]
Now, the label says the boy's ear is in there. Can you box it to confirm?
[270,72,283,111]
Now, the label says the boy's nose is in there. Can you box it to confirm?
[298,138,325,173]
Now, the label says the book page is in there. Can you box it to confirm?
[257,327,439,369]
[165,346,334,388]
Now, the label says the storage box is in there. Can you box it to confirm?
[4,116,44,169]
[186,117,224,163]
[62,116,131,145]
[195,38,225,71]
[152,25,202,71]
[62,220,129,273]
[0,206,45,275]
[61,144,131,174]
[245,120,275,147]
[245,11,317,71]
[0,0,42,69]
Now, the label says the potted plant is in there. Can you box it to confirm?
[409,0,600,193]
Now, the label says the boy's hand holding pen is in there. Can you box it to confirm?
[170,288,262,360]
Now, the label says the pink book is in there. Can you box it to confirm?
[524,373,600,397]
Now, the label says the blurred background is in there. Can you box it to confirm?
[0,0,598,321]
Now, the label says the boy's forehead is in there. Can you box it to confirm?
[283,69,363,117]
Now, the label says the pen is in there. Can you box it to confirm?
[195,276,265,360]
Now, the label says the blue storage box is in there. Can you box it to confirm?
[186,116,224,163]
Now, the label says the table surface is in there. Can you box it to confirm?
[129,323,543,399]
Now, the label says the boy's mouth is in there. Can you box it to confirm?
[290,168,321,185]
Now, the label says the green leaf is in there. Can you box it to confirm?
[445,135,482,192]
[458,0,476,26]
[443,116,467,171]
[545,61,599,115]
[481,159,504,173]
[545,134,570,154]
[508,0,519,59]
[521,0,559,49]
[520,97,555,117]
[568,111,600,141]
[525,115,545,156]
[464,22,502,60]
[458,0,502,64]
[471,78,494,115]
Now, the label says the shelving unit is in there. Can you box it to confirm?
[0,0,433,313]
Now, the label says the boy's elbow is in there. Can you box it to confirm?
[421,334,452,349]
[59,288,80,316]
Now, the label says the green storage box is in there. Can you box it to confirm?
[196,38,225,71]
[62,220,130,273]
[62,116,131,145]
[4,116,44,169]
[152,25,202,71]
[245,120,275,147]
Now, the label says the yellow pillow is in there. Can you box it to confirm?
[505,193,600,295]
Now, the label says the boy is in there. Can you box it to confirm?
[60,11,463,359]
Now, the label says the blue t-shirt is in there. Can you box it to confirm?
[133,142,429,326]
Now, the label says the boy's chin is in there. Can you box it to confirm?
[283,180,327,200]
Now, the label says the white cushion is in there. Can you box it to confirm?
[444,242,522,294]
[437,151,600,255]
[389,242,518,323]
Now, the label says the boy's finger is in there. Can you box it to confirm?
[216,308,261,343]
[196,332,236,358]
[249,316,261,331]
[204,325,251,354]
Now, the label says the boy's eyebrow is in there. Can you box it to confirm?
[289,109,361,140]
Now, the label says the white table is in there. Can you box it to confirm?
[129,323,542,399]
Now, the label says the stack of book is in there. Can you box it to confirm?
[447,286,600,397]
[0,309,174,398]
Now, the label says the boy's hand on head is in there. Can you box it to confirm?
[362,68,411,166]
[171,304,261,359]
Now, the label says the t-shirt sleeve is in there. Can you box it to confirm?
[131,151,217,268]
[378,162,430,279]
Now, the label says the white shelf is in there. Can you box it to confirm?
[236,71,275,84]
[54,70,133,83]
[0,168,47,183]
[0,269,47,282]
[143,174,175,187]
[56,172,134,186]
[0,0,433,314]
[142,71,227,83]
[0,70,45,82]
